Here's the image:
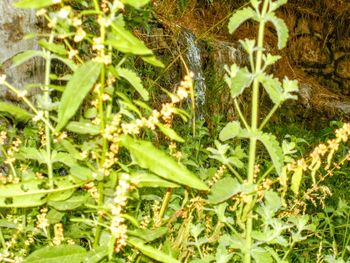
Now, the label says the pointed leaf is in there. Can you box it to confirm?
[219,121,242,141]
[291,166,303,195]
[130,171,180,188]
[256,132,284,175]
[0,102,33,122]
[259,73,283,105]
[23,245,87,263]
[66,121,100,135]
[141,55,164,68]
[56,61,101,131]
[120,135,209,191]
[48,194,87,211]
[108,23,153,55]
[38,40,67,55]
[128,227,168,242]
[270,0,288,12]
[157,123,184,142]
[208,177,241,204]
[228,7,256,34]
[121,0,150,8]
[11,50,47,68]
[117,67,149,101]
[15,0,61,9]
[128,238,180,263]
[266,13,289,49]
[225,66,253,98]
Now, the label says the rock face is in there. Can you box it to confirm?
[0,0,44,100]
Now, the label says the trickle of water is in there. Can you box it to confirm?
[182,29,207,119]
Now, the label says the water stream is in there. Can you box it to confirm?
[182,29,207,119]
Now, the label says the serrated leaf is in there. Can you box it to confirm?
[225,67,253,98]
[219,121,242,141]
[117,67,149,101]
[11,50,47,68]
[120,135,208,191]
[15,0,61,9]
[157,123,184,142]
[23,245,87,263]
[228,7,256,34]
[291,166,303,195]
[256,132,284,175]
[107,23,153,55]
[56,61,101,131]
[66,121,100,135]
[130,171,180,188]
[208,177,241,204]
[265,13,289,49]
[239,39,256,54]
[270,0,288,12]
[259,73,283,105]
[264,54,281,67]
[0,102,33,122]
[70,166,95,181]
[128,238,180,263]
[121,0,149,8]
[51,152,78,167]
[17,147,46,163]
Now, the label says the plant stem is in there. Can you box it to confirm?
[159,188,173,223]
[234,99,249,130]
[259,103,279,130]
[244,1,269,262]
[44,33,54,189]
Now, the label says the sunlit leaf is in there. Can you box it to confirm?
[117,67,149,101]
[141,55,164,68]
[38,40,67,56]
[107,23,153,55]
[128,227,168,242]
[228,7,256,34]
[0,102,33,122]
[120,135,209,191]
[23,245,87,263]
[48,194,88,211]
[11,50,47,68]
[130,171,180,188]
[56,61,101,131]
[208,177,241,204]
[270,0,288,12]
[265,13,289,49]
[291,166,303,195]
[157,123,184,142]
[219,121,242,141]
[259,73,283,105]
[66,121,100,135]
[15,0,61,9]
[128,238,180,263]
[121,0,150,8]
[224,66,253,98]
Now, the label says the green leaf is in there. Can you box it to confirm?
[128,238,180,263]
[0,102,33,122]
[52,151,78,167]
[263,53,281,67]
[15,0,60,9]
[228,7,256,34]
[219,121,241,141]
[259,73,283,105]
[128,227,168,242]
[11,50,47,68]
[83,247,108,263]
[157,123,184,142]
[66,121,100,135]
[48,194,87,211]
[130,171,180,188]
[0,177,83,208]
[256,132,284,175]
[56,61,101,131]
[224,66,253,98]
[107,23,153,55]
[120,135,209,191]
[270,0,288,12]
[117,67,149,101]
[70,166,95,181]
[208,177,241,204]
[141,55,165,68]
[51,55,77,71]
[265,13,289,49]
[23,245,87,263]
[17,147,46,163]
[38,40,67,55]
[121,0,150,8]
[291,166,303,195]
[251,247,273,263]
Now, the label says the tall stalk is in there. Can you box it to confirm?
[244,0,269,262]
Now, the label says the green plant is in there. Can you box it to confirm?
[0,0,208,262]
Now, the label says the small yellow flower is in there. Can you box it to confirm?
[0,74,6,84]
[74,27,86,42]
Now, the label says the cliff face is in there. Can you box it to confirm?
[149,0,350,127]
[0,0,44,101]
